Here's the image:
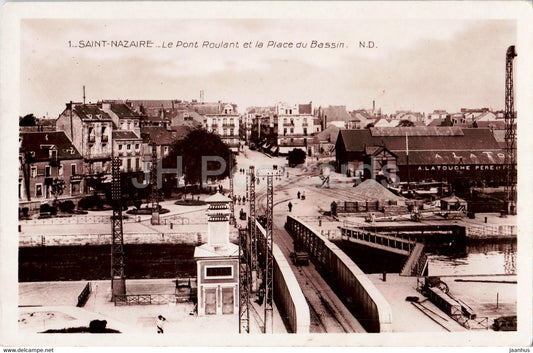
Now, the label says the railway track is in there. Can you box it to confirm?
[251,171,365,332]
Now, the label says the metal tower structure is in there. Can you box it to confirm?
[150,142,160,225]
[264,173,274,334]
[111,157,126,299]
[238,227,250,333]
[504,45,517,215]
[248,166,258,291]
[229,156,235,224]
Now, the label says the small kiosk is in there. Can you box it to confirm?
[194,193,239,316]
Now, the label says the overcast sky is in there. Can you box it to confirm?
[21,19,515,118]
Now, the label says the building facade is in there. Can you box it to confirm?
[19,131,84,203]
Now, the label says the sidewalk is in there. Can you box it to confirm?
[19,278,287,335]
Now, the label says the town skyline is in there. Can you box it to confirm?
[21,19,515,119]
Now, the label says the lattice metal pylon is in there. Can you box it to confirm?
[504,45,517,215]
[264,174,274,333]
[150,143,160,225]
[248,166,258,291]
[229,156,235,224]
[111,157,126,299]
[238,227,250,333]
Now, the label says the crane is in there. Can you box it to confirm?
[504,45,517,215]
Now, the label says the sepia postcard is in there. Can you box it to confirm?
[1,1,532,349]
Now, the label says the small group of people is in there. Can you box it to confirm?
[296,190,305,199]
[232,194,247,205]
[238,168,247,175]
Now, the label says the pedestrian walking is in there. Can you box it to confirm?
[288,202,293,212]
[243,195,246,203]
[156,315,166,334]
[238,195,242,204]
[297,191,301,199]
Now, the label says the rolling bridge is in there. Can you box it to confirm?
[338,221,467,277]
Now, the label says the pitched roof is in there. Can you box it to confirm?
[194,103,222,115]
[311,125,340,144]
[298,103,312,115]
[140,126,177,145]
[475,121,505,129]
[338,128,503,160]
[20,131,82,160]
[73,104,112,121]
[109,103,139,119]
[112,130,141,140]
[371,126,463,137]
[168,109,204,127]
[322,105,350,123]
[170,125,192,140]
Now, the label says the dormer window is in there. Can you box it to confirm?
[49,149,58,160]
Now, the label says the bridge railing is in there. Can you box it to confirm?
[114,294,176,306]
[286,215,393,333]
[255,221,311,333]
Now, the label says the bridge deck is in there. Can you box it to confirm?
[273,213,366,333]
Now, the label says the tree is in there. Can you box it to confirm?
[163,128,236,190]
[19,114,37,126]
[287,148,306,167]
[49,178,66,208]
[398,119,415,127]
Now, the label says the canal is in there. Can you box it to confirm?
[19,244,197,282]
[19,239,517,282]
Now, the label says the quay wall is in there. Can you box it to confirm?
[286,215,393,333]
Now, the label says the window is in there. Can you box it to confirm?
[127,158,132,172]
[31,166,37,178]
[71,183,79,195]
[135,144,140,150]
[45,166,51,177]
[127,144,131,150]
[135,158,140,171]
[35,184,43,197]
[58,165,63,176]
[164,146,169,154]
[71,164,76,175]
[290,128,294,134]
[88,127,95,142]
[49,149,57,159]
[118,144,123,150]
[205,266,233,278]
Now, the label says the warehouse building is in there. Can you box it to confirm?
[335,127,513,186]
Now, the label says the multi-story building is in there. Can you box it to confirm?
[19,131,84,203]
[100,102,141,135]
[276,102,320,155]
[56,102,114,177]
[112,131,144,173]
[197,102,240,152]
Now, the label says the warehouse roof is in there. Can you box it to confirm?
[338,128,500,152]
